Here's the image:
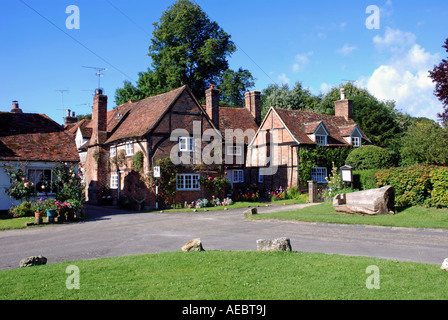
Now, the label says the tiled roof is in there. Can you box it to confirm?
[105,86,187,144]
[273,107,370,146]
[218,107,259,141]
[0,112,79,162]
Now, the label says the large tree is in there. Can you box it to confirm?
[115,0,253,106]
[218,68,255,108]
[317,82,402,150]
[429,38,448,125]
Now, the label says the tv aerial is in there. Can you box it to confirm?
[82,66,107,90]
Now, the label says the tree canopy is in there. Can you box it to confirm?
[114,0,254,106]
[429,38,448,125]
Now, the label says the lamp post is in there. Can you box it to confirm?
[340,165,354,190]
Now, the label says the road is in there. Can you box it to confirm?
[0,204,447,269]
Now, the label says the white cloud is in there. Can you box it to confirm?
[364,28,442,120]
[336,44,357,56]
[277,73,291,85]
[373,27,416,53]
[292,51,313,73]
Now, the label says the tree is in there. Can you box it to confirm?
[346,145,393,170]
[218,68,255,108]
[317,83,401,149]
[429,38,448,125]
[114,0,254,107]
[260,82,321,119]
[400,121,448,166]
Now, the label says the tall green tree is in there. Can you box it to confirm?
[218,68,255,108]
[115,0,244,105]
[260,82,321,119]
[400,121,448,166]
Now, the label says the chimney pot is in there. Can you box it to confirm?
[245,91,261,126]
[11,100,23,113]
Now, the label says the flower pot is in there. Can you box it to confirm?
[46,209,56,223]
[34,212,44,225]
[66,209,75,221]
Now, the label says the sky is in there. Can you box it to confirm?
[1,0,447,125]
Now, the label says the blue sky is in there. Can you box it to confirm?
[1,0,447,125]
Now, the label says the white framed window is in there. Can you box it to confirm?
[352,136,361,147]
[110,174,118,189]
[125,142,134,156]
[110,145,117,157]
[311,167,328,184]
[27,168,54,193]
[232,170,244,183]
[176,174,200,190]
[227,145,242,156]
[258,170,264,183]
[315,134,327,146]
[179,137,194,152]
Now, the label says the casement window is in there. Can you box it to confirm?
[179,137,194,152]
[176,174,201,191]
[315,134,327,146]
[27,168,54,193]
[125,142,134,156]
[110,174,118,189]
[110,145,117,157]
[227,145,242,156]
[232,170,244,183]
[311,167,328,184]
[352,136,361,147]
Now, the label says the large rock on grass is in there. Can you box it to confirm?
[333,185,395,215]
[19,256,47,268]
[256,237,292,252]
[182,238,205,252]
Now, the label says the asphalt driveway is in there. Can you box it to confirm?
[0,203,447,270]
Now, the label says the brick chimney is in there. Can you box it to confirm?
[10,101,23,114]
[245,90,261,126]
[64,109,78,125]
[334,88,353,120]
[205,85,220,129]
[92,89,108,144]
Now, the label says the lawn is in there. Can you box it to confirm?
[0,250,447,300]
[248,201,448,230]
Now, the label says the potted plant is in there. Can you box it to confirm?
[55,200,70,223]
[31,199,46,225]
[67,198,82,219]
[44,198,57,223]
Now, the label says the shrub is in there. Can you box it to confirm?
[353,169,379,190]
[376,165,436,207]
[8,201,33,218]
[346,145,393,170]
[430,167,448,208]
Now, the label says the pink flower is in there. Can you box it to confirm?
[221,179,223,182]
[24,182,29,187]
[214,177,217,180]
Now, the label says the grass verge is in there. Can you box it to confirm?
[248,201,448,230]
[0,251,446,300]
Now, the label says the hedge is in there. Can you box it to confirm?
[346,145,393,170]
[353,169,378,191]
[375,165,448,208]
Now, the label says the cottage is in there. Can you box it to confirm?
[0,101,79,210]
[247,88,371,190]
[76,85,260,208]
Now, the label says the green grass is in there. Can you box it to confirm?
[0,215,35,231]
[0,251,447,300]
[249,201,448,230]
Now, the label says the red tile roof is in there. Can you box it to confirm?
[218,107,259,141]
[0,112,79,162]
[273,107,370,146]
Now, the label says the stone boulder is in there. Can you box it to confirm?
[19,256,47,268]
[441,258,448,271]
[182,238,205,252]
[256,237,292,252]
[333,185,395,215]
[244,207,257,217]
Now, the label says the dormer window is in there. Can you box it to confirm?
[352,136,361,147]
[315,135,327,146]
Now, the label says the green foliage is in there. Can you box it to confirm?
[325,163,344,197]
[429,167,448,208]
[218,68,255,108]
[200,174,230,198]
[132,151,144,173]
[260,82,321,119]
[400,121,448,166]
[4,166,36,202]
[298,146,352,185]
[353,169,379,190]
[346,145,393,170]
[146,157,179,206]
[52,163,85,203]
[376,165,436,207]
[8,201,33,218]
